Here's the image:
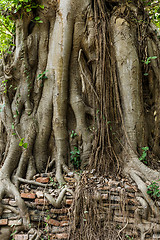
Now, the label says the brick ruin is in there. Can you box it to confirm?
[0,173,160,240]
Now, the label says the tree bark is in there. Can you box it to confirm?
[0,0,160,236]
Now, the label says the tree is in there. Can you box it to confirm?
[0,0,160,237]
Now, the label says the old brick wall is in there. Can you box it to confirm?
[0,174,160,240]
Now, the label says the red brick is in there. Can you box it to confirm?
[51,208,68,214]
[35,198,48,205]
[64,177,76,183]
[15,234,28,240]
[21,193,36,199]
[65,199,73,205]
[0,219,8,225]
[45,218,60,226]
[36,177,49,183]
[56,233,68,239]
[60,221,69,227]
[57,215,69,221]
[8,219,22,226]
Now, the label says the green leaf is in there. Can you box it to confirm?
[147,190,152,194]
[26,8,31,12]
[34,16,40,21]
[151,56,157,59]
[23,142,28,149]
[39,5,44,9]
[19,138,24,146]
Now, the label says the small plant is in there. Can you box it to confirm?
[10,230,16,240]
[126,235,134,240]
[70,130,77,138]
[142,56,157,76]
[139,146,149,165]
[147,181,160,199]
[37,70,48,81]
[70,147,81,169]
[19,138,28,149]
[32,16,43,24]
[142,56,157,65]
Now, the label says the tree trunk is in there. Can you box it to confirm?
[0,0,160,237]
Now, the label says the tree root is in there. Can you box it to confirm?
[44,186,74,208]
[3,205,19,215]
[28,229,42,240]
[62,163,80,182]
[130,170,160,218]
[0,175,30,229]
[118,218,128,240]
[17,177,53,187]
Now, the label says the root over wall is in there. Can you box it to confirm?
[0,173,160,240]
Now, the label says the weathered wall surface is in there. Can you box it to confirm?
[0,174,160,240]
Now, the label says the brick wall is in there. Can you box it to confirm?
[0,174,160,240]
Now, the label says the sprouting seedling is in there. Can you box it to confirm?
[139,146,149,165]
[37,70,48,81]
[70,130,77,138]
[32,16,43,23]
[147,181,160,199]
[19,138,28,149]
[126,235,134,240]
[142,56,157,65]
[142,56,157,76]
[46,215,50,221]
[10,230,16,239]
[70,147,81,169]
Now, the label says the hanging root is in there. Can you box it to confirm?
[69,174,120,240]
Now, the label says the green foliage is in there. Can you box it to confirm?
[37,70,48,81]
[142,56,157,65]
[143,0,160,29]
[32,16,43,23]
[70,147,81,169]
[10,229,16,240]
[126,235,134,240]
[70,130,77,139]
[19,138,28,149]
[147,181,160,199]
[139,146,149,165]
[0,0,44,57]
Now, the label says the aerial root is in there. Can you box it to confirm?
[0,178,30,229]
[130,170,160,219]
[118,219,128,240]
[62,163,80,182]
[29,229,42,240]
[44,186,74,208]
[3,205,19,215]
[16,177,53,187]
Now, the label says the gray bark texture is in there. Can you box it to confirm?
[0,0,160,238]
